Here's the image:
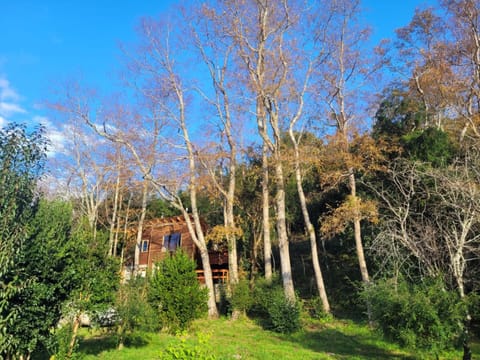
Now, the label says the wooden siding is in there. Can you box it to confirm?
[139,216,197,269]
[135,215,229,283]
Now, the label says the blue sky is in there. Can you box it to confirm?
[0,0,436,142]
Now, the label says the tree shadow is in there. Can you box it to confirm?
[277,327,417,359]
[78,333,149,356]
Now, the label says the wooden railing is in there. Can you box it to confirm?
[196,269,229,284]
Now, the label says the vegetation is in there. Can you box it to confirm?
[249,277,302,334]
[363,278,466,354]
[114,277,158,350]
[0,124,47,358]
[75,317,477,359]
[4,0,480,358]
[148,251,208,333]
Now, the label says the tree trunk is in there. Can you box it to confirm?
[134,180,148,276]
[67,314,81,358]
[262,143,272,282]
[225,186,239,286]
[273,155,295,302]
[182,116,219,317]
[290,132,330,312]
[349,172,370,284]
[113,192,124,257]
[196,239,219,318]
[108,175,121,256]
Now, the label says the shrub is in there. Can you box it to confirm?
[229,279,253,315]
[148,251,208,333]
[250,277,302,334]
[362,277,465,353]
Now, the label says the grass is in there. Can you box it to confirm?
[76,317,478,359]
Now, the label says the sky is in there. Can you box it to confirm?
[0,0,436,151]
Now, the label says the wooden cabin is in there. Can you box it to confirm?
[133,215,229,284]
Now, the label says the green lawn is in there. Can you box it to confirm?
[77,317,478,359]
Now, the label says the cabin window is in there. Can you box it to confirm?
[140,240,149,252]
[164,232,181,251]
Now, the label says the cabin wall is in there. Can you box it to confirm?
[133,216,229,285]
[139,221,196,269]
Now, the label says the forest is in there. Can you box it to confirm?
[2,0,480,359]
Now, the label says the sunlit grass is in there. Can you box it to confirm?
[78,317,476,359]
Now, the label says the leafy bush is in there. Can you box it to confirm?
[159,332,217,360]
[229,279,253,315]
[362,278,465,353]
[250,277,302,334]
[148,251,208,333]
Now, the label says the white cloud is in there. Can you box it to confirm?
[0,76,26,119]
[0,101,26,116]
[0,77,20,102]
[0,115,7,128]
[0,77,68,159]
[33,116,68,157]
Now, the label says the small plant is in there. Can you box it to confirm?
[148,251,208,333]
[159,332,217,360]
[114,276,158,349]
[303,297,332,322]
[49,323,79,360]
[267,294,301,334]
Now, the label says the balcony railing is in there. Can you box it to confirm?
[196,269,229,284]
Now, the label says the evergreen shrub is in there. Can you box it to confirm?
[303,297,332,321]
[148,251,208,333]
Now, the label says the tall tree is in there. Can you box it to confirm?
[395,7,453,130]
[190,9,242,287]
[216,0,312,301]
[315,0,383,285]
[0,123,47,359]
[288,129,331,312]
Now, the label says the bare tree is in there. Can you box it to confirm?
[215,0,313,301]
[441,0,480,140]
[190,10,242,287]
[286,56,331,311]
[370,156,480,295]
[49,84,112,241]
[119,15,221,317]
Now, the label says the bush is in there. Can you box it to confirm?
[148,251,208,333]
[250,277,302,334]
[362,277,465,353]
[229,279,253,315]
